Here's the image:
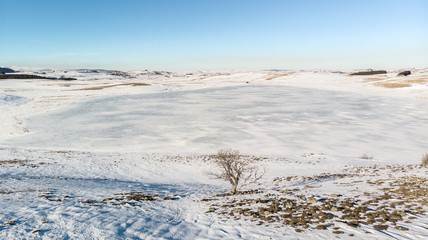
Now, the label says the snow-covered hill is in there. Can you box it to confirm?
[1,69,427,239]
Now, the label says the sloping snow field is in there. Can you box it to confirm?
[1,69,427,239]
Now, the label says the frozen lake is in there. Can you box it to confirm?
[4,86,428,162]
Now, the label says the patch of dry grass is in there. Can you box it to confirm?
[0,160,27,165]
[196,73,232,81]
[0,159,51,168]
[265,72,293,80]
[0,189,38,194]
[373,82,411,88]
[45,83,89,87]
[350,70,387,76]
[73,82,150,91]
[363,77,386,82]
[405,78,428,84]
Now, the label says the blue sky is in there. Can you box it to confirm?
[1,0,427,70]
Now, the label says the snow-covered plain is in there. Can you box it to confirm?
[1,69,427,239]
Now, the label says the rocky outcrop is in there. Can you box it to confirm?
[397,71,411,76]
[109,71,131,78]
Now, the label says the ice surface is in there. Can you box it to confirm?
[3,85,427,163]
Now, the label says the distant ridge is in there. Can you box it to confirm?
[0,74,76,81]
[0,67,15,74]
[350,70,387,76]
[72,69,118,73]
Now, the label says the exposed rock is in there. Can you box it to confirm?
[201,198,215,202]
[209,169,426,235]
[346,221,360,228]
[373,224,388,231]
[397,71,411,76]
[315,224,329,230]
[4,220,16,225]
[79,69,99,73]
[110,71,131,78]
[80,199,97,204]
[58,77,77,81]
[395,226,409,231]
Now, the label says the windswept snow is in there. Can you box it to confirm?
[1,69,427,239]
[1,148,427,239]
[0,94,29,106]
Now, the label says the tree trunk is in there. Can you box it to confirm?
[231,184,238,195]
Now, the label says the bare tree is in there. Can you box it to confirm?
[210,149,265,195]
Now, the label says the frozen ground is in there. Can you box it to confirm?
[2,85,428,163]
[1,148,427,239]
[0,69,427,239]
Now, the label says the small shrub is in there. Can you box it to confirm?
[360,154,373,160]
[421,153,428,167]
[209,149,265,195]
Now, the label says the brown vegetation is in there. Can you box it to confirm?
[360,154,373,160]
[421,153,428,167]
[405,78,428,84]
[265,72,293,80]
[196,73,232,81]
[350,70,387,76]
[74,82,150,91]
[363,77,386,82]
[373,82,411,88]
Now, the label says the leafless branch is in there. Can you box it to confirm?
[208,149,266,195]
